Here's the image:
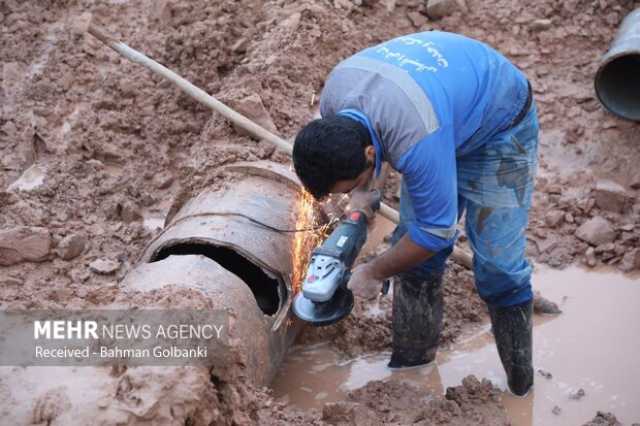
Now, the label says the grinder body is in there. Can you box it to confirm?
[292,181,386,326]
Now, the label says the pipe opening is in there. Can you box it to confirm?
[595,54,640,121]
[151,243,282,315]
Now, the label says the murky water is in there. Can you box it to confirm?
[272,266,640,425]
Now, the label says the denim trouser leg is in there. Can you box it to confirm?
[392,102,539,307]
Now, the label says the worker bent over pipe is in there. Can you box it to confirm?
[292,31,538,397]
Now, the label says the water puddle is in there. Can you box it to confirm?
[272,266,640,425]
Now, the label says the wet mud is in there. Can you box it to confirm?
[274,266,640,425]
[2,0,640,424]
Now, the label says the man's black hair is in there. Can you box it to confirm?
[292,115,371,199]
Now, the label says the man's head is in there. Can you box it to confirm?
[292,116,376,199]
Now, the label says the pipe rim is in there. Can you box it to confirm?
[595,52,640,121]
[148,236,292,331]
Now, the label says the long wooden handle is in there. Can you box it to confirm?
[87,24,473,269]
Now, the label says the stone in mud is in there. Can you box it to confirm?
[231,37,249,53]
[383,0,397,12]
[585,247,597,267]
[89,258,120,275]
[407,11,428,28]
[351,0,378,6]
[153,171,174,190]
[57,234,87,261]
[2,62,25,106]
[31,386,72,424]
[70,12,92,36]
[582,411,622,426]
[594,242,615,254]
[630,171,640,190]
[105,198,142,223]
[547,184,563,195]
[7,164,46,192]
[593,179,633,213]
[228,93,278,138]
[545,210,564,228]
[0,226,51,266]
[120,201,142,223]
[619,224,634,232]
[533,292,562,314]
[575,216,616,246]
[256,140,276,159]
[533,227,548,239]
[426,0,458,20]
[322,401,380,425]
[530,18,552,31]
[565,212,575,224]
[538,369,553,379]
[569,388,585,400]
[577,197,596,214]
[619,249,640,272]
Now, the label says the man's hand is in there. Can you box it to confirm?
[346,188,380,220]
[347,262,383,300]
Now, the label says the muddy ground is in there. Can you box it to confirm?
[1,0,640,424]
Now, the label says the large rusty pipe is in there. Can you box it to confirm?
[595,9,640,121]
[122,161,318,385]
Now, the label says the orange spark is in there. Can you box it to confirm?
[290,189,327,293]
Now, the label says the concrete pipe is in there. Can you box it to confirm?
[595,8,640,121]
[122,161,324,386]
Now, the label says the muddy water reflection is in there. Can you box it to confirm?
[272,266,640,425]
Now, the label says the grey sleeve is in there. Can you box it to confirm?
[319,57,440,168]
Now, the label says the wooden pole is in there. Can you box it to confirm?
[87,24,473,269]
[88,25,293,155]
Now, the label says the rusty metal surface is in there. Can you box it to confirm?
[143,176,298,276]
[595,9,640,121]
[222,160,302,190]
[128,161,321,385]
[121,254,276,384]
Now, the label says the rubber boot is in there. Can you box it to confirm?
[388,271,443,369]
[488,300,534,396]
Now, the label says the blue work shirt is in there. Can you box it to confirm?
[320,31,530,253]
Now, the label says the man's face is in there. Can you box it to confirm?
[327,145,377,194]
[329,165,375,194]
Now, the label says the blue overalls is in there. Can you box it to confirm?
[320,31,538,308]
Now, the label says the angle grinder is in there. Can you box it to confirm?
[292,189,389,326]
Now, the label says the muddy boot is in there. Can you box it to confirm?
[488,300,534,396]
[388,271,443,369]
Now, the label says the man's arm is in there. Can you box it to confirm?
[368,233,434,280]
[348,234,434,300]
[348,128,458,299]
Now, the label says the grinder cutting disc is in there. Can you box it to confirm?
[292,286,354,326]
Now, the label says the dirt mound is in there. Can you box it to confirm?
[260,374,510,425]
[582,411,623,426]
[319,375,509,425]
[298,261,486,356]
[0,364,270,426]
